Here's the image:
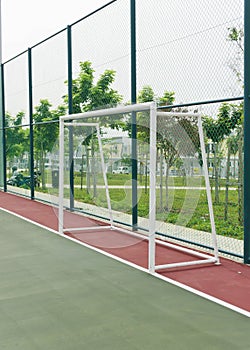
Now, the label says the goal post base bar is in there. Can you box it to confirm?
[155,258,219,272]
[62,220,220,272]
[63,226,112,232]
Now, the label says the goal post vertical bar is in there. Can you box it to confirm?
[198,115,220,263]
[58,118,65,234]
[149,102,157,273]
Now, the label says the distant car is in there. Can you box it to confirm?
[112,166,129,174]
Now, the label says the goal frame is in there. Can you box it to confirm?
[58,102,220,274]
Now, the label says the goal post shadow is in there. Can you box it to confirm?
[58,102,220,274]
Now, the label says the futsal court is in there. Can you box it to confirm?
[0,191,250,349]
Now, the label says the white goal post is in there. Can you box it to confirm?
[58,102,220,274]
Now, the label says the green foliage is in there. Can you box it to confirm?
[120,156,131,166]
[228,27,244,51]
[33,99,66,154]
[5,111,28,162]
[66,61,122,113]
[33,99,66,187]
[158,91,175,106]
[137,85,155,103]
[203,103,242,143]
[227,26,244,83]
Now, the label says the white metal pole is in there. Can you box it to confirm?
[58,118,65,234]
[149,102,157,273]
[198,115,220,263]
[62,102,155,121]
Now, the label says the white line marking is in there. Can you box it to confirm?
[1,206,249,318]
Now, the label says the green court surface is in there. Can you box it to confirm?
[0,209,249,350]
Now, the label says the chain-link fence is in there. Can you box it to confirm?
[0,0,246,261]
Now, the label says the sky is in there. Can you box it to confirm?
[1,0,244,118]
[1,0,110,62]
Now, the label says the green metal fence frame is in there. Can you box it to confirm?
[0,0,248,262]
[244,0,250,264]
[130,0,138,229]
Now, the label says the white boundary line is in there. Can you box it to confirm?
[1,206,249,318]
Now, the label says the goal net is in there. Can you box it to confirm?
[58,102,219,273]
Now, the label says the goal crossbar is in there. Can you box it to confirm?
[58,102,220,274]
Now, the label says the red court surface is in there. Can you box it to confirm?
[1,191,250,315]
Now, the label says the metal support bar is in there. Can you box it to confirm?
[148,103,157,273]
[67,25,74,210]
[63,226,112,232]
[198,115,220,264]
[0,63,6,190]
[130,0,138,230]
[28,48,34,199]
[58,118,64,234]
[61,102,154,121]
[155,258,217,271]
[0,0,4,190]
[244,0,250,264]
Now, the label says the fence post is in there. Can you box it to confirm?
[28,48,34,199]
[67,25,74,210]
[0,0,4,190]
[244,0,250,263]
[131,0,138,229]
[0,63,6,190]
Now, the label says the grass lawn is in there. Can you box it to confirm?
[38,173,243,239]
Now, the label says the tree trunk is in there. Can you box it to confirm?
[159,150,163,212]
[224,143,231,221]
[91,141,97,198]
[233,156,236,178]
[214,143,220,203]
[39,147,46,190]
[145,153,148,194]
[238,129,243,225]
[165,163,170,211]
[86,147,90,194]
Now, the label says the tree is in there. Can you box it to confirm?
[136,87,179,210]
[66,61,122,114]
[237,125,244,225]
[5,111,29,172]
[137,85,155,103]
[156,110,202,211]
[136,86,202,212]
[33,99,66,188]
[65,61,123,197]
[227,26,244,84]
[158,91,175,107]
[227,26,244,225]
[203,103,242,204]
